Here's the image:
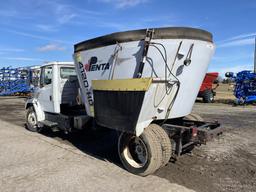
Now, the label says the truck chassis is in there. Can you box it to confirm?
[27,106,223,162]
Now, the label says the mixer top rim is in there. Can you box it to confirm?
[74,27,213,52]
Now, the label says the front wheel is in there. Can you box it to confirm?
[25,107,41,132]
[118,126,163,176]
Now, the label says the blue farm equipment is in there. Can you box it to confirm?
[0,67,32,96]
[225,70,256,104]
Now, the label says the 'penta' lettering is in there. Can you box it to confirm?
[84,56,110,72]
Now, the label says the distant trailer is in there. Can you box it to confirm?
[198,72,219,103]
[0,66,40,96]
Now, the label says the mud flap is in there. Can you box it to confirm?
[93,90,145,133]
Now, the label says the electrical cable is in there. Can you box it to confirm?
[148,41,181,123]
[149,42,180,93]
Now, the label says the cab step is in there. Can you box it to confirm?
[40,120,58,128]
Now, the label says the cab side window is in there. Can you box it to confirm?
[40,66,52,87]
[60,67,76,79]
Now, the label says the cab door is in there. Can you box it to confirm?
[37,65,55,113]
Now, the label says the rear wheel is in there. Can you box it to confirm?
[149,124,172,167]
[202,89,214,103]
[118,126,163,176]
[26,107,41,132]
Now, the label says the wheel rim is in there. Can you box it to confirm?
[122,135,148,168]
[28,111,37,127]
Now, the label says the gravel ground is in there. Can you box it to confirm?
[155,103,256,192]
[0,96,255,192]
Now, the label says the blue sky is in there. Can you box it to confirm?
[0,0,255,76]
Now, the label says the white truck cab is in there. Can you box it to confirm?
[25,61,89,132]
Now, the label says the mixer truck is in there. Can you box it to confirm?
[25,27,223,176]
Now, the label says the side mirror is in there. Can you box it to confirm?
[225,72,234,78]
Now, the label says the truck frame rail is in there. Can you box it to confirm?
[162,119,223,157]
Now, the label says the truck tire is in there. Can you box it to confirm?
[202,89,214,103]
[184,113,204,121]
[25,107,41,132]
[149,124,172,167]
[118,126,163,176]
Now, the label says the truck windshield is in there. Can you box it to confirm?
[60,67,76,79]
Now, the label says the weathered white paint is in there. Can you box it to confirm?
[74,38,215,135]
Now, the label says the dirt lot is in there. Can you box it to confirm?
[0,96,255,192]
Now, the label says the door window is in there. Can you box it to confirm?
[40,66,52,87]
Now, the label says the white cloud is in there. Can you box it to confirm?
[55,4,78,24]
[2,57,43,61]
[0,1,99,28]
[117,0,147,8]
[37,43,66,52]
[0,48,24,52]
[218,38,255,48]
[99,0,147,8]
[4,29,72,44]
[212,53,254,63]
[225,32,256,41]
[95,21,136,30]
[93,15,177,31]
[217,32,256,48]
[36,24,58,32]
[0,48,25,55]
[57,13,77,24]
[50,1,102,24]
